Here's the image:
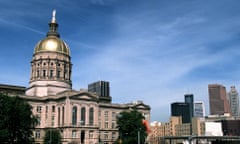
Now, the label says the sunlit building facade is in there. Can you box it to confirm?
[208,84,230,115]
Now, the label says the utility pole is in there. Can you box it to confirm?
[138,130,140,144]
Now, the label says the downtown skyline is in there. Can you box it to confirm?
[1,0,240,121]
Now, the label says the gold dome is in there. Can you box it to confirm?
[34,36,70,55]
[34,10,70,55]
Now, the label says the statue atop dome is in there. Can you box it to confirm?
[51,9,56,23]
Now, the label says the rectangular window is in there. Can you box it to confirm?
[37,117,41,126]
[37,70,40,77]
[52,106,55,112]
[43,70,46,77]
[58,107,60,126]
[57,70,61,78]
[51,116,54,126]
[50,70,54,78]
[46,106,48,113]
[89,131,94,139]
[104,132,108,139]
[72,130,77,138]
[104,111,108,121]
[112,112,116,120]
[112,122,115,129]
[35,130,41,138]
[99,110,101,116]
[37,106,42,113]
[112,132,116,139]
[62,107,65,126]
[104,122,108,129]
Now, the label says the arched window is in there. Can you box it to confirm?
[81,107,86,125]
[62,107,64,126]
[72,106,77,125]
[43,70,46,77]
[57,70,61,78]
[37,70,40,77]
[89,107,94,126]
[58,107,60,126]
[50,70,54,78]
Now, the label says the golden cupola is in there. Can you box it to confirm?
[34,10,70,56]
[26,10,72,97]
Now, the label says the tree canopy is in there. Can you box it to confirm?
[0,93,36,144]
[116,109,147,144]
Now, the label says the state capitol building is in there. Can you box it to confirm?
[0,11,150,144]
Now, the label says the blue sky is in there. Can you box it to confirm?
[0,0,240,122]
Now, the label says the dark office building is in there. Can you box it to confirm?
[171,102,191,123]
[220,120,240,136]
[88,80,112,103]
[185,94,194,118]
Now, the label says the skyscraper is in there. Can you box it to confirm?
[171,102,191,123]
[208,84,230,115]
[184,94,194,119]
[228,86,239,116]
[88,80,111,103]
[194,101,205,117]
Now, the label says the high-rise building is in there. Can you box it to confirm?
[171,102,191,123]
[88,80,111,103]
[184,94,194,119]
[194,101,205,117]
[208,84,230,115]
[228,86,239,116]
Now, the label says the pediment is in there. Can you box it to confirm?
[69,91,98,102]
[132,103,151,110]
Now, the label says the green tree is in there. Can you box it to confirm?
[0,93,36,144]
[44,129,62,144]
[116,109,147,144]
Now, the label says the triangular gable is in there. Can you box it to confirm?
[134,103,151,110]
[69,91,98,102]
[57,89,79,96]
